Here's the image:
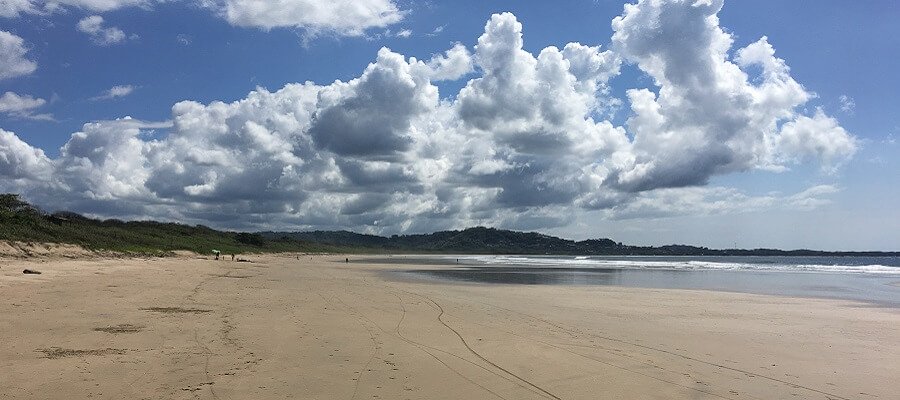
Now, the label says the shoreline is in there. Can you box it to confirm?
[368,255,900,308]
[2,254,898,399]
[382,270,900,309]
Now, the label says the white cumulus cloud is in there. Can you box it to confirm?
[91,84,136,100]
[0,0,34,18]
[0,30,37,80]
[423,42,474,81]
[0,91,52,120]
[77,15,131,45]
[606,0,853,191]
[4,0,406,39]
[0,0,149,17]
[775,108,857,171]
[839,94,855,114]
[0,3,860,233]
[0,128,53,181]
[214,0,405,36]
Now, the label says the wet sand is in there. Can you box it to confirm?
[1,254,897,399]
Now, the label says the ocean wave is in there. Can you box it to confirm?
[435,255,900,275]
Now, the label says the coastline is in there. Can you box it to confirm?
[368,254,900,307]
[2,254,897,399]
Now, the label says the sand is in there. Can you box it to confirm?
[0,241,101,259]
[1,253,897,399]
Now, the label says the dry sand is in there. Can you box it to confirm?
[1,253,897,399]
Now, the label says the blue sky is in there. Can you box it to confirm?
[1,0,897,250]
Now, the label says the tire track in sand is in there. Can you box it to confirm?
[403,290,563,400]
[464,298,851,400]
[330,289,512,400]
[323,271,538,399]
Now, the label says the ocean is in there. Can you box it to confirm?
[382,255,900,306]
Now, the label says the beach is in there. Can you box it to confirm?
[1,254,897,399]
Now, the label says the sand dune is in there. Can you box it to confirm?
[1,254,897,399]
[0,241,101,259]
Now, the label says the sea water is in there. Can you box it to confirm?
[384,255,900,306]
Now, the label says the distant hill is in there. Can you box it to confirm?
[2,194,896,256]
[267,227,596,254]
[263,227,898,257]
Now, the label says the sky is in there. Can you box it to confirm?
[0,0,897,250]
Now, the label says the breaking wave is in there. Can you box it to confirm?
[434,255,900,275]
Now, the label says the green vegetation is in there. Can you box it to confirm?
[2,194,896,256]
[0,194,344,255]
[266,228,623,255]
[271,227,899,256]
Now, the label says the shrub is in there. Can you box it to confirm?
[235,232,265,247]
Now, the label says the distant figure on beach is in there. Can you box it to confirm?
[231,254,235,261]
[213,250,220,260]
[345,258,349,263]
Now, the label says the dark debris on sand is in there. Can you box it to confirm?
[93,324,144,334]
[37,347,126,359]
[140,307,212,314]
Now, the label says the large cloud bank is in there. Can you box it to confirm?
[0,0,857,232]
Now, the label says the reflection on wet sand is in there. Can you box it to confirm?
[399,266,900,306]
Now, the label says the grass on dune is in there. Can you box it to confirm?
[0,194,346,255]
